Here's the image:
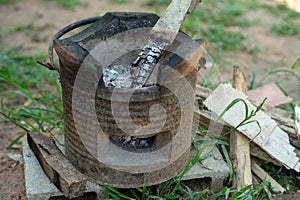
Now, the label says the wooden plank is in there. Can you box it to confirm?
[150,0,195,42]
[203,84,300,172]
[230,66,252,190]
[252,175,272,199]
[27,132,87,199]
[251,160,286,193]
[203,84,276,147]
[131,0,198,88]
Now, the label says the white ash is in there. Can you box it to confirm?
[103,64,134,88]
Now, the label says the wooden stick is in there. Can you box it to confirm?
[252,175,272,199]
[131,0,198,88]
[251,160,285,193]
[230,65,252,190]
[27,132,87,199]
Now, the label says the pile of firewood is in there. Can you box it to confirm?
[193,66,300,195]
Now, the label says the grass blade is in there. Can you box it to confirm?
[221,144,233,185]
[214,98,248,125]
[6,132,26,149]
[105,185,135,200]
[0,73,38,104]
[291,57,300,70]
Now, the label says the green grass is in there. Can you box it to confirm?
[257,2,300,19]
[247,1,300,38]
[0,0,88,8]
[0,45,57,90]
[0,0,16,4]
[178,0,300,87]
[271,21,300,38]
[0,76,63,148]
[249,57,300,90]
[259,160,300,191]
[43,0,88,8]
[143,0,171,7]
[109,0,130,4]
[179,0,252,65]
[0,29,62,145]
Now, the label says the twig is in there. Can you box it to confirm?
[36,60,56,71]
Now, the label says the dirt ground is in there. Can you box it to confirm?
[0,0,300,199]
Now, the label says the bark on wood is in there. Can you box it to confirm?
[27,132,87,199]
[230,66,252,190]
[251,160,286,193]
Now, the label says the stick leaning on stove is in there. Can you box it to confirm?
[130,0,202,88]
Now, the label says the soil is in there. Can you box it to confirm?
[0,0,300,199]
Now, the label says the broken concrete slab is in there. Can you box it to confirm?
[22,140,107,200]
[183,134,229,192]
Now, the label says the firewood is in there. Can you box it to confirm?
[27,132,87,199]
[230,66,252,190]
[203,84,300,171]
[251,160,285,193]
[194,85,300,158]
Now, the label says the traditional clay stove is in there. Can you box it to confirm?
[49,12,205,188]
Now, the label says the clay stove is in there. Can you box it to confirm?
[50,12,205,188]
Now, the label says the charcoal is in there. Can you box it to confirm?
[110,135,155,153]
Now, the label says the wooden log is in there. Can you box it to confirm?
[251,160,286,193]
[27,132,87,199]
[230,66,252,190]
